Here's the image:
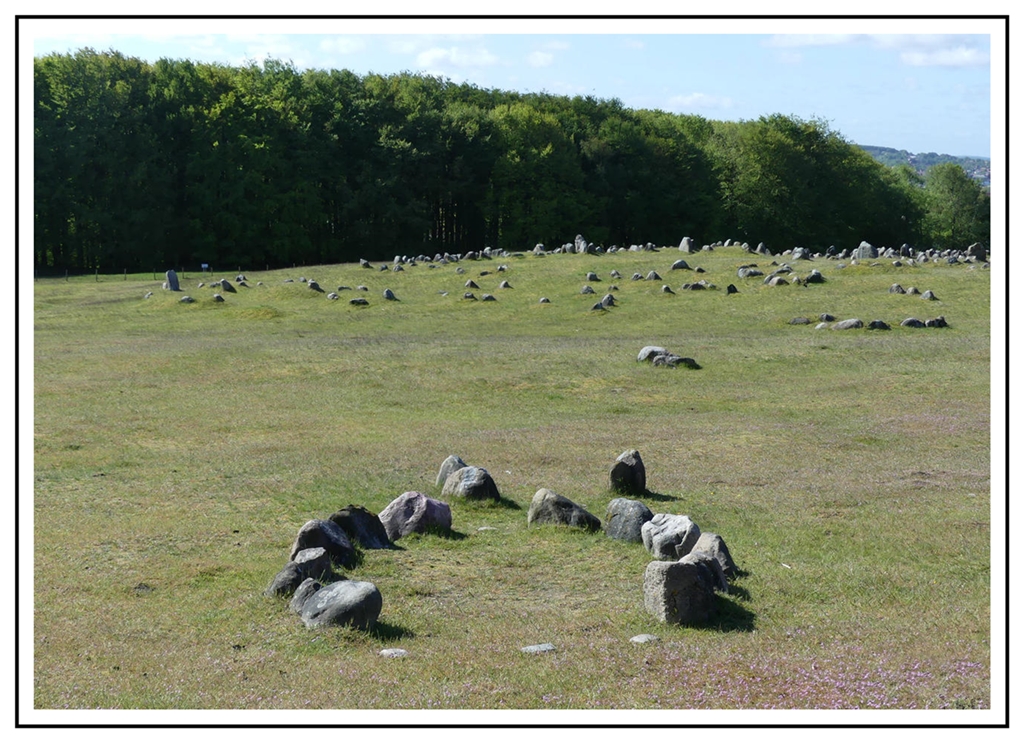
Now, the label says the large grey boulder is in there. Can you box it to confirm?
[289,519,358,569]
[966,242,986,261]
[300,580,382,630]
[218,278,237,293]
[442,466,501,501]
[853,241,878,260]
[527,489,601,531]
[610,449,646,495]
[604,498,654,543]
[378,491,453,541]
[165,269,180,291]
[643,555,717,625]
[832,318,864,330]
[265,547,334,597]
[690,532,738,578]
[328,505,392,550]
[435,454,468,486]
[642,513,701,560]
[670,259,691,271]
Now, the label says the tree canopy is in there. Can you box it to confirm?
[33,50,990,273]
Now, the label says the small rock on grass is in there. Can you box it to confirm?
[630,634,661,644]
[379,648,408,658]
[521,643,556,654]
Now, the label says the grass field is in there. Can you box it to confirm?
[28,245,995,716]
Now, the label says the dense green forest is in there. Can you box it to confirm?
[33,50,991,274]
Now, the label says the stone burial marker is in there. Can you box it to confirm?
[604,498,654,543]
[378,491,453,541]
[442,466,501,501]
[643,553,719,626]
[526,488,601,531]
[641,513,701,560]
[328,505,393,550]
[165,269,180,291]
[610,449,646,495]
[299,580,383,630]
[289,519,359,569]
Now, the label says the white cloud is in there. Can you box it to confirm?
[527,51,553,68]
[320,37,367,55]
[416,45,498,68]
[901,46,989,67]
[668,92,733,110]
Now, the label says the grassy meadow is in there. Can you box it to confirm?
[30,246,993,712]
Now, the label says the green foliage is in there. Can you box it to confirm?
[921,163,991,249]
[34,50,988,275]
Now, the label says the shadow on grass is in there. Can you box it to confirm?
[712,591,756,632]
[641,489,680,503]
[370,621,415,641]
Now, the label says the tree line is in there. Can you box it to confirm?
[33,49,991,274]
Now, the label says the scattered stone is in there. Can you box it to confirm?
[670,259,691,271]
[600,294,616,308]
[580,285,595,295]
[832,318,864,330]
[819,313,835,322]
[586,271,600,281]
[630,634,661,644]
[360,259,372,268]
[637,346,668,363]
[921,290,938,301]
[789,317,811,325]
[300,580,382,630]
[905,286,920,295]
[726,284,738,294]
[901,317,926,328]
[357,285,369,291]
[605,498,654,543]
[853,241,878,260]
[610,449,646,495]
[308,280,324,292]
[465,279,479,289]
[383,288,398,301]
[646,271,661,281]
[499,280,512,289]
[527,488,601,531]
[481,294,497,301]
[867,319,891,330]
[889,283,906,294]
[643,556,717,625]
[804,269,825,283]
[442,466,501,501]
[143,291,153,299]
[326,292,339,300]
[379,648,408,658]
[463,292,477,300]
[378,491,453,541]
[350,297,369,306]
[179,295,195,303]
[661,285,675,294]
[631,272,644,281]
[539,297,551,304]
[328,505,392,550]
[685,549,730,593]
[925,316,949,328]
[213,294,225,302]
[218,279,237,293]
[641,513,701,560]
[521,643,556,654]
[590,302,607,311]
[679,236,695,252]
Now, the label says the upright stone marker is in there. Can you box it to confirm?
[165,269,180,291]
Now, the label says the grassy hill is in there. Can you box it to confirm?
[31,246,992,714]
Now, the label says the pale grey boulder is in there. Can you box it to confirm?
[378,491,453,541]
[300,580,382,630]
[435,454,468,486]
[690,531,739,579]
[642,513,701,560]
[643,555,717,625]
[442,466,500,501]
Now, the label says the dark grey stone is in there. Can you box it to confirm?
[605,498,654,543]
[300,580,382,630]
[901,317,926,328]
[527,488,601,531]
[328,505,393,550]
[165,269,180,291]
[289,577,324,613]
[691,532,739,579]
[610,449,646,495]
[289,520,358,568]
[442,466,501,501]
[643,556,717,625]
[265,547,334,598]
[349,297,369,306]
[435,454,468,486]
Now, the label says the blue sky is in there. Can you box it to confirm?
[24,16,1002,158]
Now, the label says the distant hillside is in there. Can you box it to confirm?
[858,145,990,187]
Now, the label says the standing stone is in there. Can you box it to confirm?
[641,513,701,560]
[610,449,646,495]
[378,491,453,541]
[604,498,655,543]
[442,466,501,501]
[643,555,717,625]
[300,580,382,630]
[527,489,601,531]
[853,241,878,260]
[690,532,739,578]
[679,236,695,253]
[435,454,468,486]
[165,269,180,291]
[289,519,358,569]
[328,505,393,550]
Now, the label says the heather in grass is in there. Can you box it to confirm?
[31,248,991,710]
